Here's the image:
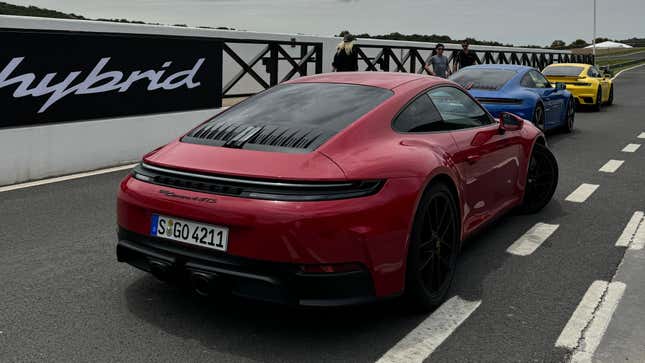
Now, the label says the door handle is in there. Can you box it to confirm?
[466,154,481,164]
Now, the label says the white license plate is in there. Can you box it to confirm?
[150,214,228,252]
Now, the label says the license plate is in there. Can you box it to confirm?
[150,214,228,252]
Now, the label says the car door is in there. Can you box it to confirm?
[426,86,524,235]
[527,70,564,128]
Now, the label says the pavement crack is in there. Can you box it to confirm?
[568,282,611,361]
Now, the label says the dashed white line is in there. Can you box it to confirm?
[569,282,626,363]
[506,223,559,256]
[630,217,645,250]
[622,144,641,153]
[615,211,644,248]
[565,184,599,203]
[0,163,137,193]
[638,132,645,139]
[598,160,624,173]
[376,296,481,363]
[556,280,609,349]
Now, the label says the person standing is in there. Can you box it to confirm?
[424,43,451,78]
[454,40,478,71]
[332,33,359,72]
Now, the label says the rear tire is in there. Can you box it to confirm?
[405,182,459,311]
[593,88,602,112]
[533,103,545,131]
[564,97,575,133]
[518,143,559,214]
[606,85,614,106]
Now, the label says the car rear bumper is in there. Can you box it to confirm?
[117,228,380,306]
[564,86,597,104]
[117,174,424,299]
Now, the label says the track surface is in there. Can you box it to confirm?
[1,68,644,363]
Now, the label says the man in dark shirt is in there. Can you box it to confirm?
[455,40,478,71]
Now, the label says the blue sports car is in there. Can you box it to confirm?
[450,64,575,132]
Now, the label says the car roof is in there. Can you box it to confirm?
[545,63,591,68]
[464,64,534,72]
[288,72,444,90]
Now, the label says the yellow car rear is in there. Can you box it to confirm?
[542,63,613,111]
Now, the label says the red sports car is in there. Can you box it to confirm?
[117,72,558,309]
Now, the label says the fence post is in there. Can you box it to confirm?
[269,43,279,86]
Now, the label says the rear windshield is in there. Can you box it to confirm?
[182,82,393,152]
[209,83,392,131]
[543,66,584,77]
[449,68,517,90]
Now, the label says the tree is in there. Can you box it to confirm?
[550,40,566,49]
[568,39,589,49]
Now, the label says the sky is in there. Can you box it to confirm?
[6,0,645,46]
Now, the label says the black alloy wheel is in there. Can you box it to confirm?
[593,88,602,112]
[606,85,614,106]
[564,97,575,133]
[406,182,459,311]
[518,143,559,214]
[533,103,545,131]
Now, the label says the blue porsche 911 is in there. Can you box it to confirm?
[450,64,575,133]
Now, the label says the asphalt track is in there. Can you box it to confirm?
[1,67,645,362]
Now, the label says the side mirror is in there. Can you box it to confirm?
[499,112,524,132]
[555,82,566,91]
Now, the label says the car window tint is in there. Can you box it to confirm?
[427,87,491,129]
[201,83,393,132]
[529,71,549,88]
[588,66,600,77]
[449,68,517,91]
[520,73,535,87]
[543,65,584,77]
[393,94,444,132]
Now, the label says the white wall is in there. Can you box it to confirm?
[0,15,571,186]
[0,108,221,186]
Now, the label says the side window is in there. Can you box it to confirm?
[427,87,492,129]
[392,94,444,132]
[529,71,550,88]
[520,73,535,88]
[588,66,600,77]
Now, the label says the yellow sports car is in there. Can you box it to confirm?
[542,63,613,111]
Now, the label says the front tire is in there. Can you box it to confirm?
[518,143,559,214]
[405,182,459,311]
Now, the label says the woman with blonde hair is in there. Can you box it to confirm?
[332,32,359,72]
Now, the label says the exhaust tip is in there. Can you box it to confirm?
[189,272,215,297]
[148,259,172,281]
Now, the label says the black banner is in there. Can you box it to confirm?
[0,29,223,128]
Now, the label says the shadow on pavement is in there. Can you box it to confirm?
[123,203,565,362]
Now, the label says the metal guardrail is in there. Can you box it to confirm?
[355,44,594,73]
[223,38,323,99]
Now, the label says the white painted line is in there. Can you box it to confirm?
[615,211,644,247]
[376,296,481,363]
[598,160,624,173]
[0,163,137,193]
[506,223,559,256]
[638,132,645,139]
[622,144,641,153]
[611,62,645,80]
[570,282,626,363]
[630,217,645,250]
[556,281,609,349]
[565,184,599,203]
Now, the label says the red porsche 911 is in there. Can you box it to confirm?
[117,72,558,310]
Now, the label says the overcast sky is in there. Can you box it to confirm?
[7,0,644,45]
